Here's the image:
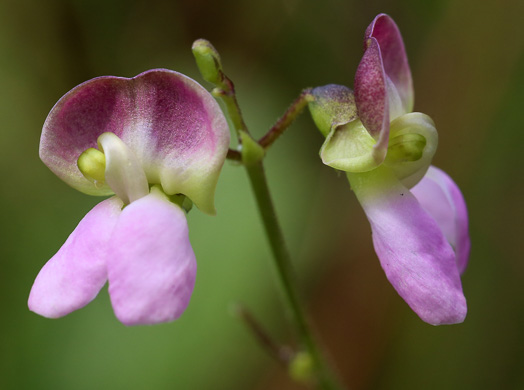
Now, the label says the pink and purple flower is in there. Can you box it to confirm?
[29,69,229,325]
[309,14,470,325]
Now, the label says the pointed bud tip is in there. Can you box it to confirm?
[192,39,224,85]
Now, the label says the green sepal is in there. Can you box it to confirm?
[309,84,384,172]
[308,84,357,137]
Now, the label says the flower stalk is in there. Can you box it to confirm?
[193,39,344,389]
[245,161,343,389]
[258,88,314,149]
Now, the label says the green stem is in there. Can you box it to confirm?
[212,77,249,135]
[207,61,343,387]
[245,161,344,390]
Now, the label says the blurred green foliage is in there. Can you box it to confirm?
[1,0,523,389]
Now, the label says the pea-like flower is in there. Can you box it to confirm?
[28,69,229,325]
[309,14,470,325]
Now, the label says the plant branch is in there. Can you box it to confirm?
[258,89,313,149]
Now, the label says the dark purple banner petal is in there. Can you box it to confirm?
[40,69,229,213]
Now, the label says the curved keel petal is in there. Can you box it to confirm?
[98,132,149,205]
[107,190,197,326]
[28,197,123,318]
[348,168,467,325]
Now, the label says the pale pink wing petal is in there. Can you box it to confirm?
[107,192,197,326]
[411,166,470,273]
[365,13,414,113]
[28,197,123,318]
[40,69,229,214]
[348,168,467,325]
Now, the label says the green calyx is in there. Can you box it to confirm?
[192,39,224,85]
[77,147,106,188]
[308,84,357,137]
[309,84,385,172]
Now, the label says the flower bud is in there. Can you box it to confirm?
[288,351,314,384]
[192,39,224,85]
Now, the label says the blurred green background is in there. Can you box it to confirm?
[1,0,523,389]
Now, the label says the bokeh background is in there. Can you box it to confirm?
[1,0,523,389]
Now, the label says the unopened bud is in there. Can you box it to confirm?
[288,351,314,384]
[192,39,224,85]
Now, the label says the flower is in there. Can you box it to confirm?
[28,69,230,325]
[308,14,470,325]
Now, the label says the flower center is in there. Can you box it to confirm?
[77,132,149,205]
[386,133,426,163]
[384,113,438,188]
